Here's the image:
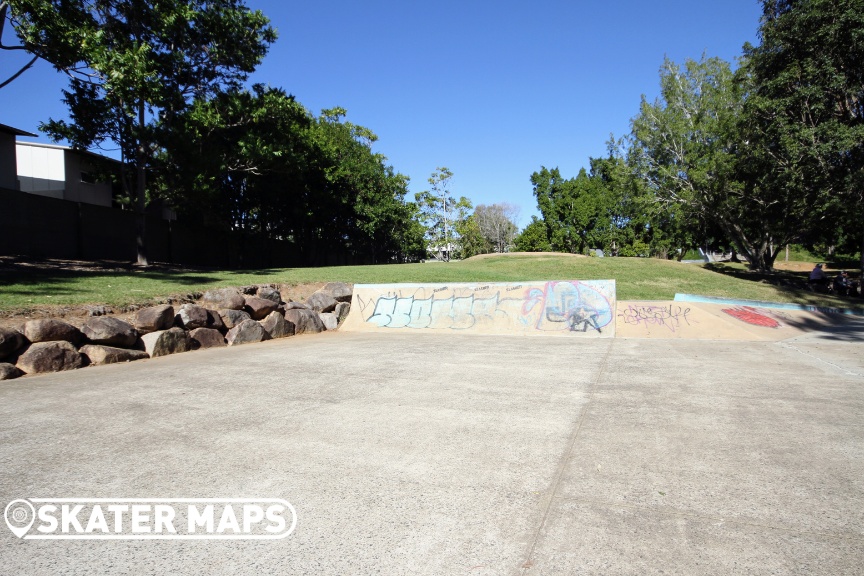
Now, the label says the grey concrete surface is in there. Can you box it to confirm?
[0,332,862,575]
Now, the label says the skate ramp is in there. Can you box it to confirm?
[340,281,616,337]
[616,298,864,341]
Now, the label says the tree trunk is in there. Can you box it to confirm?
[135,100,149,266]
[860,228,864,290]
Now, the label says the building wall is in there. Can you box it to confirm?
[63,150,113,207]
[16,142,65,200]
[15,142,113,206]
[0,132,20,190]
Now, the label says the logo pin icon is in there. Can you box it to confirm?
[4,499,35,538]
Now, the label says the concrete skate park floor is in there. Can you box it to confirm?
[1,331,863,575]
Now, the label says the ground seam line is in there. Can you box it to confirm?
[776,341,863,377]
[516,339,614,576]
[551,495,864,543]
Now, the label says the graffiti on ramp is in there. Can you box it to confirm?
[344,281,616,337]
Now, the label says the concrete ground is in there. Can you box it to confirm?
[1,330,863,575]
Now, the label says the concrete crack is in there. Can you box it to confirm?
[514,338,615,576]
[776,341,864,377]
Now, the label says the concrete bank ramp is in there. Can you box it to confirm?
[616,299,863,341]
[341,281,616,337]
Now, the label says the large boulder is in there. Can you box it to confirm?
[0,327,26,361]
[321,282,353,303]
[259,311,294,339]
[205,309,225,333]
[244,297,278,320]
[284,309,326,335]
[22,319,83,344]
[132,305,175,334]
[16,341,83,374]
[201,288,246,311]
[0,363,23,380]
[176,304,210,330]
[226,319,270,346]
[285,301,311,310]
[79,345,149,366]
[334,302,351,324]
[256,286,282,304]
[306,291,338,313]
[319,312,338,331]
[218,309,252,330]
[141,328,192,358]
[82,317,138,348]
[189,327,226,349]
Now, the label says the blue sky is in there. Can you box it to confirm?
[1,0,762,227]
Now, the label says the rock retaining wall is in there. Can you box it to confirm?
[0,282,353,380]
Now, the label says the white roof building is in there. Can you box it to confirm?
[15,141,116,207]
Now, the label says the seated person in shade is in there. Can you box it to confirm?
[809,263,828,288]
[833,270,857,296]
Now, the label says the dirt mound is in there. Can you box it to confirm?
[462,251,587,262]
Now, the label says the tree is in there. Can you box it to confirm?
[474,203,520,253]
[531,164,619,255]
[0,2,37,89]
[415,167,472,261]
[629,55,803,270]
[159,94,425,265]
[513,216,552,252]
[743,0,864,277]
[7,0,276,265]
[454,215,488,259]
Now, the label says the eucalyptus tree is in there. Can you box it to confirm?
[629,55,799,270]
[415,167,472,261]
[474,203,520,253]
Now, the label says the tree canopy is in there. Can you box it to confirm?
[7,0,276,264]
[524,0,864,271]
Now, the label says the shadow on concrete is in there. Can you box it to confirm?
[779,312,864,343]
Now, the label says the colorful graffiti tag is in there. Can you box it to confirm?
[721,306,781,328]
[346,281,616,336]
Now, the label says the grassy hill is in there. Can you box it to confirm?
[0,254,860,312]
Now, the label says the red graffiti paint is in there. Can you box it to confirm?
[721,306,780,328]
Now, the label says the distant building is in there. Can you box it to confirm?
[0,123,36,191]
[427,242,457,262]
[15,141,117,207]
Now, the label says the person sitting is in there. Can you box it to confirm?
[809,263,829,291]
[833,270,857,297]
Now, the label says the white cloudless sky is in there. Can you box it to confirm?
[1,0,763,227]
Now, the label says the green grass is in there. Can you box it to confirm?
[1,254,861,312]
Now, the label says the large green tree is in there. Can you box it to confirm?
[159,93,424,265]
[7,0,276,265]
[513,216,552,252]
[531,161,632,256]
[629,55,800,270]
[742,0,864,276]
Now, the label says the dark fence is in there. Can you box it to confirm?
[0,187,315,268]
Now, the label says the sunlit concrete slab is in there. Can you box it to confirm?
[1,333,862,574]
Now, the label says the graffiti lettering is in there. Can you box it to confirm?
[618,304,693,333]
[359,281,615,335]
